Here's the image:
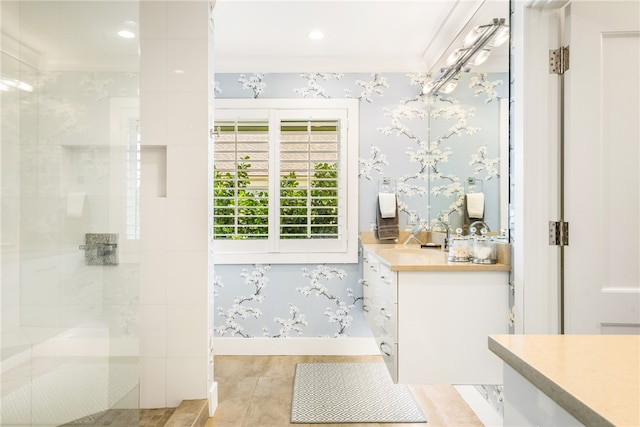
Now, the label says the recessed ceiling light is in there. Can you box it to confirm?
[118,29,135,39]
[1,78,33,92]
[308,30,325,40]
[118,21,138,39]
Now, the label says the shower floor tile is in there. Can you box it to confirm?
[59,408,175,426]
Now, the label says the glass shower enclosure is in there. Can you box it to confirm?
[1,2,140,425]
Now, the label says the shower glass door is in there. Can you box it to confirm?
[1,2,140,425]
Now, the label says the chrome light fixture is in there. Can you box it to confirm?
[424,18,509,96]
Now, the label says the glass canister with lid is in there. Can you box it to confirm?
[472,228,497,264]
[448,228,471,262]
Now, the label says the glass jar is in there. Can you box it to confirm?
[472,228,497,264]
[448,228,471,262]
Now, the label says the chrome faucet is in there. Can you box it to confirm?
[469,220,490,235]
[430,221,451,251]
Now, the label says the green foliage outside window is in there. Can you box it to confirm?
[213,157,269,239]
[213,158,338,240]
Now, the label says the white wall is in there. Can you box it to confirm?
[139,1,210,408]
[512,0,564,335]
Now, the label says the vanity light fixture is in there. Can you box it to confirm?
[445,48,465,66]
[489,26,510,48]
[440,80,458,94]
[469,48,491,66]
[424,18,509,96]
[422,80,436,94]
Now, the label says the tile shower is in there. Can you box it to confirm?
[1,1,141,424]
[2,1,212,422]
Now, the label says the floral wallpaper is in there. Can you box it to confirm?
[213,263,364,338]
[213,72,507,338]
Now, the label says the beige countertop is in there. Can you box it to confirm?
[360,232,511,272]
[489,334,640,427]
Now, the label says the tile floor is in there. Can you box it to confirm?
[205,355,484,427]
[60,408,175,426]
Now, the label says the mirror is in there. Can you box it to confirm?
[213,1,510,239]
[425,2,510,235]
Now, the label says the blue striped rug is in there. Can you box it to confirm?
[291,362,427,424]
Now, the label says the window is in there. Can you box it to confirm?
[125,117,141,240]
[212,99,359,264]
[109,97,140,264]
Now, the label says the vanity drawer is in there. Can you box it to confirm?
[364,261,397,343]
[362,250,379,322]
[361,248,399,382]
[368,300,397,344]
[378,339,398,383]
[378,263,397,304]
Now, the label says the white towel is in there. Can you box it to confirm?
[466,192,484,219]
[66,192,86,217]
[378,193,397,218]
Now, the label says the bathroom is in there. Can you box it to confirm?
[2,0,638,426]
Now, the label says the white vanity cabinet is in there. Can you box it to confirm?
[362,251,398,380]
[362,246,509,385]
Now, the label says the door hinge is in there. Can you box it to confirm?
[549,221,569,246]
[549,46,570,74]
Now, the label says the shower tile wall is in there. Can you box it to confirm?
[139,0,210,409]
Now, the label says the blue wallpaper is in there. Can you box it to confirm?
[213,72,506,338]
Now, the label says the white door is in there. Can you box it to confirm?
[564,0,640,334]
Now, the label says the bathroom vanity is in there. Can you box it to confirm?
[361,233,510,385]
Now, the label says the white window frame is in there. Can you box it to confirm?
[212,98,359,264]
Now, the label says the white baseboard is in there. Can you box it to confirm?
[208,382,218,417]
[454,385,503,427]
[213,337,379,356]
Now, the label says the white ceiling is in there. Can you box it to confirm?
[1,0,509,75]
[213,0,510,73]
[1,1,140,71]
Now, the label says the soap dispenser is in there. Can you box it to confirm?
[448,228,471,262]
[472,228,497,264]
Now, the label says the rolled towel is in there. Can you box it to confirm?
[466,192,484,219]
[378,193,397,218]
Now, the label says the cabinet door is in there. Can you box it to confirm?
[397,271,508,384]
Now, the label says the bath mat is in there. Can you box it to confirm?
[290,362,427,424]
